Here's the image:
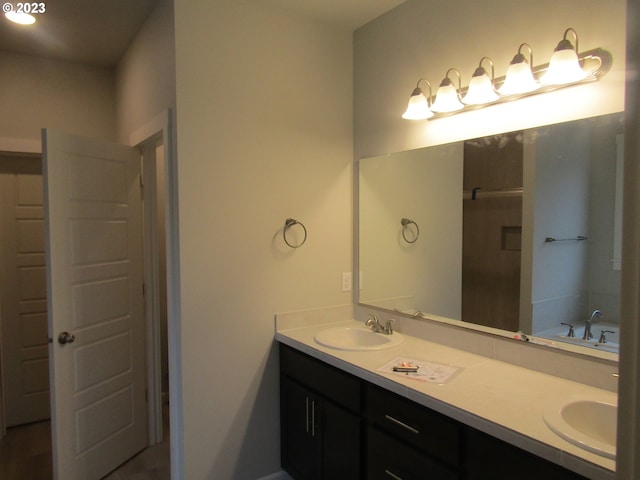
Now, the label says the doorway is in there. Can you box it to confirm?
[0,133,170,477]
[0,153,49,429]
[461,132,524,332]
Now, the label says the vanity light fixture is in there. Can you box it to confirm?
[430,68,464,113]
[402,79,434,120]
[498,43,538,95]
[401,27,611,120]
[539,28,587,85]
[462,57,499,105]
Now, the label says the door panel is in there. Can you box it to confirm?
[43,130,147,480]
[0,155,50,426]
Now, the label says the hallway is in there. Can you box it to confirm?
[0,406,170,479]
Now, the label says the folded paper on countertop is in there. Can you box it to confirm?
[378,356,463,384]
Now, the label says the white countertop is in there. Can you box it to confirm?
[275,317,616,480]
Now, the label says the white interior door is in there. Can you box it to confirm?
[0,155,50,427]
[43,130,147,480]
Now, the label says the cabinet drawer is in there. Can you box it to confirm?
[367,426,459,480]
[279,344,361,412]
[366,384,462,467]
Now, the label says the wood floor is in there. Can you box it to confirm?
[0,406,170,480]
[0,419,52,480]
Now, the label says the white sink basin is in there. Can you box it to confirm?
[314,325,403,351]
[542,396,617,459]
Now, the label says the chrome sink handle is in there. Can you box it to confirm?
[561,322,575,337]
[365,314,384,333]
[599,330,615,344]
[384,319,396,335]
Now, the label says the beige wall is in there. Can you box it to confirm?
[0,51,116,144]
[174,1,353,477]
[115,0,176,144]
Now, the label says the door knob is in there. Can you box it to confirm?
[58,331,76,345]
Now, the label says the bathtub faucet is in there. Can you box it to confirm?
[583,309,602,340]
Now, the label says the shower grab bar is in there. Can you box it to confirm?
[463,187,523,200]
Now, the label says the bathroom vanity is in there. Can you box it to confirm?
[276,310,616,480]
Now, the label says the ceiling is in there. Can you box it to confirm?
[255,0,406,30]
[0,0,405,68]
[0,0,160,67]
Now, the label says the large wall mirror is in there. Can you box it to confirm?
[359,112,624,357]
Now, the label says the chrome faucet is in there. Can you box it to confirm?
[583,309,602,340]
[365,314,394,335]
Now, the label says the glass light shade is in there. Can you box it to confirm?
[5,11,36,24]
[402,90,433,120]
[430,83,464,113]
[498,61,539,95]
[539,49,587,85]
[462,73,499,105]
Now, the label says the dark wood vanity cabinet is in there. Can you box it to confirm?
[279,344,590,480]
[466,429,588,480]
[366,384,462,479]
[280,345,361,479]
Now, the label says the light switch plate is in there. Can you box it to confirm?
[341,272,352,292]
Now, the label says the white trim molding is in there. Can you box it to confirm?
[617,0,640,477]
[128,109,183,479]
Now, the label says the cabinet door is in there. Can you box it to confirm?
[280,345,363,479]
[281,377,321,480]
[322,400,361,479]
[466,429,588,480]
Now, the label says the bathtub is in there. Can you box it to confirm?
[536,322,620,354]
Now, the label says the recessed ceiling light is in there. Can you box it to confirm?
[5,11,36,25]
